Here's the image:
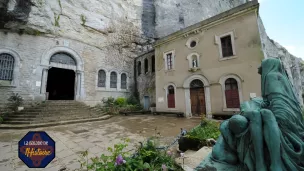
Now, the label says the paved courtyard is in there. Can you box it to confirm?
[0,115,200,171]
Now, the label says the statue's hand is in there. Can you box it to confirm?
[261,101,269,108]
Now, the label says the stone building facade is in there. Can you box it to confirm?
[134,50,156,109]
[0,0,302,110]
[154,1,263,118]
[0,32,133,106]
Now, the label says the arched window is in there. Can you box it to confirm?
[110,72,117,88]
[152,55,155,73]
[138,61,141,76]
[97,70,106,87]
[50,53,76,65]
[121,73,127,89]
[0,53,15,81]
[144,58,148,73]
[225,78,240,108]
[167,85,175,108]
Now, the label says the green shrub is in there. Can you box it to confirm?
[102,97,115,107]
[126,95,139,105]
[7,93,23,112]
[78,138,182,171]
[0,116,3,124]
[186,120,221,141]
[115,97,127,107]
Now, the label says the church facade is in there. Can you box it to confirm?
[153,1,263,118]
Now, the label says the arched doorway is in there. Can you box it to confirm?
[190,79,206,116]
[46,53,77,100]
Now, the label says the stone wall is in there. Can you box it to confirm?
[0,32,133,106]
[154,0,246,38]
[135,50,156,107]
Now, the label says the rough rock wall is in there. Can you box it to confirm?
[0,0,152,52]
[154,0,246,38]
[257,16,304,106]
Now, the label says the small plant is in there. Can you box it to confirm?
[115,97,127,107]
[78,138,181,171]
[57,0,62,9]
[80,14,86,26]
[7,93,24,112]
[0,116,3,124]
[54,14,60,27]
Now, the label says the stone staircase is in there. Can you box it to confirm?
[2,100,109,125]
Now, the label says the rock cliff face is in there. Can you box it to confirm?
[0,0,303,105]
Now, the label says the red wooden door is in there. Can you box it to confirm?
[225,78,240,108]
[190,88,206,116]
[167,94,175,108]
[225,90,240,108]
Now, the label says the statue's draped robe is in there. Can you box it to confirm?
[261,58,304,171]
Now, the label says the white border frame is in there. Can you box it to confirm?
[183,75,212,118]
[219,74,243,112]
[215,30,237,61]
[163,50,175,71]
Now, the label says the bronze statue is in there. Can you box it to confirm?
[195,58,304,171]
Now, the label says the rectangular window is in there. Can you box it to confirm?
[220,35,233,57]
[166,53,173,70]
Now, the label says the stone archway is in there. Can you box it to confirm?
[183,75,211,118]
[40,46,85,101]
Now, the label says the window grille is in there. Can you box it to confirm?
[121,73,127,89]
[98,70,106,87]
[50,53,76,65]
[110,72,117,88]
[0,53,14,81]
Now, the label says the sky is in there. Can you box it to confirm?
[258,0,304,60]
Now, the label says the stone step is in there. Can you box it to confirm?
[2,115,105,124]
[16,110,103,115]
[4,114,104,122]
[19,108,92,113]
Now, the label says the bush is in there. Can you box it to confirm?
[102,97,115,107]
[115,97,127,107]
[126,95,139,105]
[78,138,182,171]
[7,93,23,112]
[0,116,3,124]
[186,120,220,141]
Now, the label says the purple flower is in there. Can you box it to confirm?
[167,150,172,156]
[115,154,124,166]
[162,164,167,171]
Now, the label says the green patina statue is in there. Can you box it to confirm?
[195,58,304,171]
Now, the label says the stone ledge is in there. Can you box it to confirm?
[0,115,112,129]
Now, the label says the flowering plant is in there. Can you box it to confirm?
[79,138,182,171]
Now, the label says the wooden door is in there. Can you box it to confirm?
[190,88,206,116]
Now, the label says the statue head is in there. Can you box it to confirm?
[261,58,284,76]
[228,115,249,136]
